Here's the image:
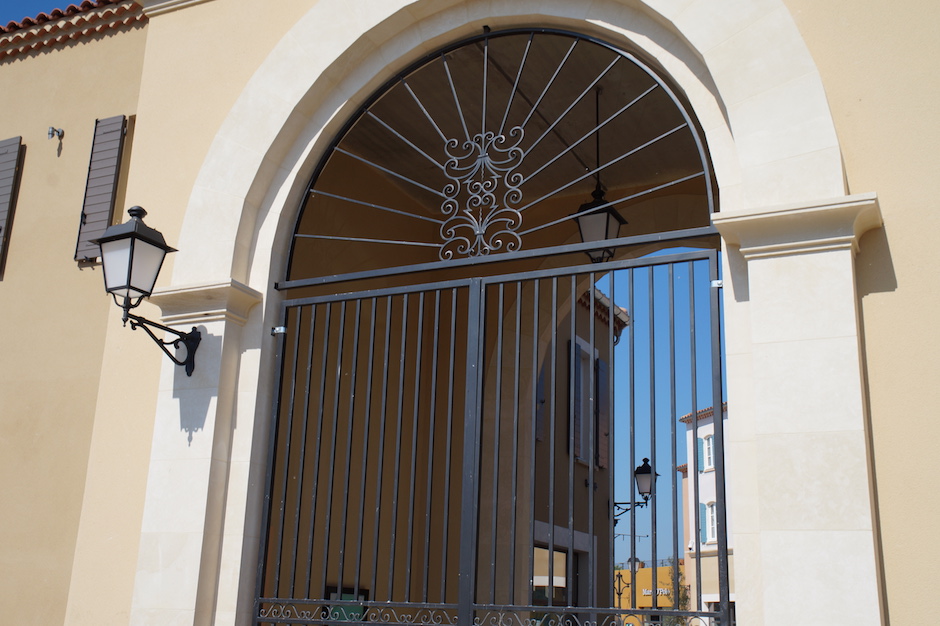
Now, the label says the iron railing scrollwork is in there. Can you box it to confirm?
[441,127,525,259]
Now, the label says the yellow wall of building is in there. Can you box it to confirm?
[782,2,940,621]
[0,13,148,625]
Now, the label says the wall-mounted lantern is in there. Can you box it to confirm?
[614,458,657,521]
[93,206,200,376]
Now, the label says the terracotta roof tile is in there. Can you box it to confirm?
[1,1,144,60]
[2,1,129,33]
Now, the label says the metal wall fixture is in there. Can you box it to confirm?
[613,458,655,520]
[93,206,201,376]
[47,127,63,139]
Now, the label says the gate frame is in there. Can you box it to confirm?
[256,230,731,625]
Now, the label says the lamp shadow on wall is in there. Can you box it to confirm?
[171,324,220,445]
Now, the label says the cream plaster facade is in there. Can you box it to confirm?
[1,0,937,624]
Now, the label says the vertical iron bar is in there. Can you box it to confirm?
[369,297,393,599]
[527,279,540,606]
[607,273,616,605]
[509,280,522,602]
[254,303,292,618]
[547,277,558,609]
[489,284,505,603]
[272,306,304,596]
[354,298,379,600]
[709,252,732,625]
[303,304,332,599]
[669,265,679,607]
[458,278,484,624]
[387,294,409,598]
[567,274,575,607]
[319,302,347,598]
[481,34,488,136]
[422,290,442,602]
[649,266,658,611]
[440,288,458,602]
[628,269,637,609]
[288,304,317,597]
[588,271,596,610]
[404,292,426,601]
[689,262,702,607]
[336,300,362,595]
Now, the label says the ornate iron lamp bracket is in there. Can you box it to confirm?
[126,313,201,377]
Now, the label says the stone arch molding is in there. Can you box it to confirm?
[170,0,845,293]
[133,2,852,623]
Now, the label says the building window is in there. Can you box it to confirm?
[533,546,570,607]
[703,435,714,470]
[706,502,717,543]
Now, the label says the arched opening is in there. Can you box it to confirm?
[257,29,729,626]
[285,29,716,286]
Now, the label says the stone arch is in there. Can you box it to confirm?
[136,1,852,622]
[170,0,843,294]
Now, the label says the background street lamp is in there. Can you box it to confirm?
[93,206,200,375]
[614,458,657,521]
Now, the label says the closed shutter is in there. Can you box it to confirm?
[535,365,546,442]
[699,503,708,545]
[569,341,583,459]
[595,358,610,468]
[75,115,126,261]
[0,136,23,278]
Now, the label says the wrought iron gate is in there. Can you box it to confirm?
[256,248,730,625]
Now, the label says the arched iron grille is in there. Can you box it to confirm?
[261,28,731,626]
[287,29,714,282]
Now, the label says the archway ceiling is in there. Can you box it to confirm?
[293,31,711,279]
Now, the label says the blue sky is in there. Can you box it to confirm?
[1,1,70,26]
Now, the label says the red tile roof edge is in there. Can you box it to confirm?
[678,401,728,424]
[0,1,144,59]
[2,1,125,33]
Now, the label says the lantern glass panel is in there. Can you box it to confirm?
[100,238,133,295]
[129,238,168,298]
[635,470,653,497]
[577,211,609,244]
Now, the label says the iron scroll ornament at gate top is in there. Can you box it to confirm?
[92,207,201,376]
[613,458,657,522]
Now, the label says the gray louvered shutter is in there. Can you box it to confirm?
[0,136,23,278]
[699,503,708,544]
[75,115,126,261]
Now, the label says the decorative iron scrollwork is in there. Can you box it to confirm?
[440,127,525,259]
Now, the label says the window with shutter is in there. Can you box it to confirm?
[74,115,127,261]
[0,136,24,279]
[707,502,717,542]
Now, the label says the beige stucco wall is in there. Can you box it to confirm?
[0,14,148,625]
[782,2,940,622]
